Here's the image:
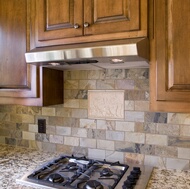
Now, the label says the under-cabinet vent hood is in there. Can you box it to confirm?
[25,38,149,70]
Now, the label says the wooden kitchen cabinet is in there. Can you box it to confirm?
[150,0,190,112]
[0,0,63,106]
[31,0,148,48]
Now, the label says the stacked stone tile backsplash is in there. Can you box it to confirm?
[0,68,190,170]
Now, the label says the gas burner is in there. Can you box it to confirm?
[48,173,64,183]
[66,162,78,170]
[100,168,113,177]
[84,180,103,189]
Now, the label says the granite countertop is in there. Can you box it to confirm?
[0,144,190,189]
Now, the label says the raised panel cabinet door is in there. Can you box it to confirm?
[150,0,190,112]
[36,0,83,42]
[83,0,147,35]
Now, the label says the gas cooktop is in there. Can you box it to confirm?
[17,155,153,189]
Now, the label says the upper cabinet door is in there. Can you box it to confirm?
[84,0,141,35]
[150,0,190,112]
[36,0,83,42]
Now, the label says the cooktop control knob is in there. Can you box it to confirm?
[122,180,134,189]
[133,167,141,174]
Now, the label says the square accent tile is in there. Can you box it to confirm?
[88,90,124,119]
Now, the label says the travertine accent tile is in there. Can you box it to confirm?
[124,101,135,110]
[125,111,144,122]
[79,80,96,90]
[145,112,167,123]
[97,140,114,150]
[64,136,79,146]
[134,122,144,132]
[72,128,87,138]
[166,158,189,170]
[180,125,190,136]
[144,155,166,168]
[168,113,190,124]
[106,151,124,163]
[88,148,106,160]
[29,124,38,133]
[115,80,135,90]
[125,153,144,165]
[42,107,55,116]
[88,90,124,119]
[64,99,80,108]
[56,126,71,136]
[125,90,146,100]
[49,116,64,125]
[97,80,115,89]
[64,80,79,89]
[157,123,180,136]
[56,108,72,117]
[79,99,88,108]
[155,146,177,158]
[80,138,96,148]
[87,129,106,140]
[106,131,124,141]
[46,125,56,134]
[71,109,88,118]
[97,120,115,130]
[21,114,35,123]
[115,121,135,132]
[80,119,96,129]
[49,135,63,144]
[125,132,145,143]
[178,147,190,159]
[135,101,149,111]
[146,134,168,146]
[22,131,35,140]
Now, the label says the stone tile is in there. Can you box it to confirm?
[74,90,88,99]
[64,99,80,108]
[135,101,149,111]
[49,135,63,144]
[97,120,115,130]
[21,114,35,123]
[88,90,124,119]
[42,142,57,152]
[29,124,38,133]
[157,123,180,136]
[72,146,88,156]
[87,129,106,140]
[168,113,190,124]
[5,137,16,145]
[145,112,167,123]
[79,80,96,90]
[56,108,72,117]
[30,141,42,150]
[68,70,88,80]
[88,149,106,160]
[80,138,96,148]
[166,158,189,170]
[97,140,114,150]
[16,123,28,131]
[168,136,190,148]
[10,130,22,139]
[0,105,16,113]
[178,147,190,159]
[0,128,10,136]
[64,90,79,99]
[135,144,155,155]
[96,80,115,89]
[22,131,35,140]
[16,106,28,114]
[124,100,135,111]
[71,109,88,118]
[115,121,135,132]
[17,139,29,148]
[49,117,64,125]
[180,125,190,136]
[144,155,166,168]
[42,107,55,116]
[72,128,87,138]
[144,123,157,133]
[106,151,124,163]
[79,99,88,108]
[46,125,56,134]
[28,107,42,115]
[0,136,5,144]
[56,144,73,154]
[134,122,144,132]
[155,146,177,158]
[64,80,79,89]
[125,68,149,79]
[10,114,22,122]
[88,70,105,79]
[105,69,125,79]
[125,90,146,100]
[125,153,144,165]
[134,79,149,90]
[64,136,79,146]
[125,132,145,143]
[35,133,49,142]
[115,80,135,90]
[80,119,96,129]
[146,134,168,146]
[106,131,124,141]
[56,126,71,136]
[125,111,144,122]
[115,141,136,153]
[62,118,80,127]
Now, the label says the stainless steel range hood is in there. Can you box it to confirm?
[25,38,149,70]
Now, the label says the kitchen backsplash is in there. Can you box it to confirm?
[0,68,190,170]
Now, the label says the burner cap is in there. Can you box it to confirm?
[100,168,113,177]
[48,173,64,183]
[85,180,103,189]
[66,162,77,170]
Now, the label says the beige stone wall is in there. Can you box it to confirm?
[0,69,190,170]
